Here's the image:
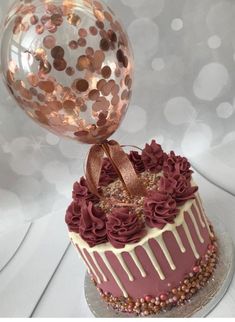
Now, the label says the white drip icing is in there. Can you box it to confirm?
[99,253,128,297]
[172,229,186,253]
[193,200,205,228]
[182,219,199,259]
[196,194,212,236]
[156,235,176,270]
[130,249,146,278]
[142,243,165,280]
[187,209,204,243]
[89,251,107,282]
[116,253,134,281]
[78,247,91,275]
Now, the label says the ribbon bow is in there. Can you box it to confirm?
[85,140,146,199]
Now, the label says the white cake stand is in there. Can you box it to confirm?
[84,219,234,317]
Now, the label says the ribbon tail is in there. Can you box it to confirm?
[85,144,104,197]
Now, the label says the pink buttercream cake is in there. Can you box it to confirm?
[65,140,217,316]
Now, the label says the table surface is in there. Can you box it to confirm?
[0,169,234,318]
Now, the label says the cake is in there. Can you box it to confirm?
[65,139,217,316]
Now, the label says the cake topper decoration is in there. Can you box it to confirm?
[1,0,145,198]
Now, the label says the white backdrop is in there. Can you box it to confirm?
[0,0,235,230]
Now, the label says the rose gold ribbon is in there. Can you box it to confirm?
[85,140,146,198]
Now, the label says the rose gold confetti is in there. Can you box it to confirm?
[80,104,87,112]
[116,49,124,63]
[94,9,105,22]
[43,35,56,49]
[34,48,46,61]
[76,55,90,70]
[88,89,99,101]
[30,87,38,96]
[74,130,89,137]
[37,93,45,102]
[108,30,117,42]
[101,79,115,96]
[96,20,104,29]
[92,97,110,111]
[89,26,98,36]
[39,61,52,75]
[67,13,80,26]
[111,95,119,105]
[35,110,49,124]
[63,100,75,110]
[93,50,105,69]
[51,13,63,26]
[45,20,57,33]
[19,87,32,100]
[27,73,38,87]
[36,24,44,34]
[104,11,113,23]
[100,38,110,51]
[101,66,111,79]
[14,80,24,91]
[66,67,75,76]
[38,81,55,93]
[51,46,64,59]
[53,59,67,71]
[76,79,89,92]
[47,101,63,110]
[115,68,121,77]
[78,38,86,47]
[41,15,50,25]
[123,56,128,68]
[94,0,103,10]
[121,89,128,100]
[76,97,84,106]
[69,40,78,49]
[86,47,94,56]
[111,84,119,95]
[97,117,107,127]
[96,79,106,90]
[78,28,87,37]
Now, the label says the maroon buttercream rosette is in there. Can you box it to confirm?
[99,157,118,186]
[129,150,145,174]
[79,202,107,247]
[163,151,193,179]
[73,176,99,204]
[144,191,179,229]
[106,207,146,248]
[159,174,198,205]
[141,140,167,173]
[65,201,82,233]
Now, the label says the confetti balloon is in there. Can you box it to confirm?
[1,0,133,144]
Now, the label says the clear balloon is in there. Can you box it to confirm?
[1,0,133,144]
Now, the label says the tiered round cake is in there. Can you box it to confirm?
[65,140,217,316]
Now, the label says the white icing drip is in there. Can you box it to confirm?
[77,246,91,274]
[156,235,176,270]
[99,253,128,297]
[196,194,212,236]
[142,243,165,280]
[89,251,107,282]
[182,219,199,259]
[116,253,134,281]
[187,209,204,243]
[130,249,146,278]
[172,229,186,253]
[81,248,101,283]
[194,200,205,228]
